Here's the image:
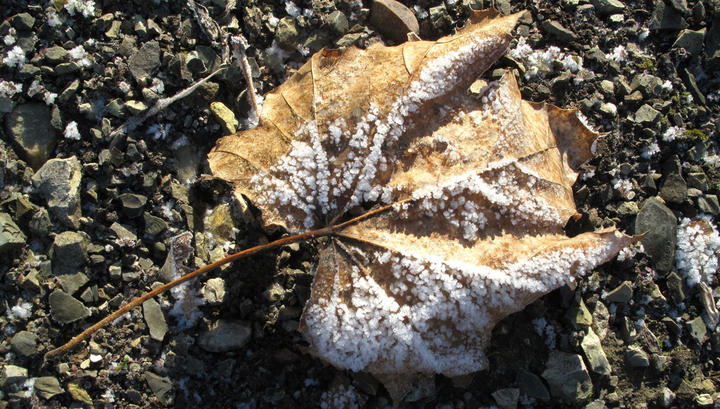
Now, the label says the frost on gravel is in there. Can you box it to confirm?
[676,215,720,287]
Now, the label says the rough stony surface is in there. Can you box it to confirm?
[0,0,719,407]
[31,156,82,229]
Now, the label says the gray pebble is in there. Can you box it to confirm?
[626,345,650,367]
[10,330,37,357]
[196,320,252,353]
[143,298,168,342]
[6,103,58,170]
[542,350,593,401]
[33,156,83,229]
[49,289,91,323]
[0,212,26,253]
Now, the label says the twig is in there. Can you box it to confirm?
[232,35,261,128]
[44,226,334,360]
[108,65,227,140]
[43,200,405,360]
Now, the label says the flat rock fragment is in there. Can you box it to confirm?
[208,10,633,405]
[370,0,420,44]
[541,351,593,401]
[143,298,168,341]
[196,320,252,352]
[49,289,91,323]
[32,156,83,229]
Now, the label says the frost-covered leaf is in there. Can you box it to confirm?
[208,9,633,404]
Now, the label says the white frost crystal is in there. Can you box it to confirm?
[675,216,720,287]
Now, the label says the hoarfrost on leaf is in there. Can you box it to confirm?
[208,10,633,404]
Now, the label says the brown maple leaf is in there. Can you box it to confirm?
[44,9,634,406]
[207,9,634,403]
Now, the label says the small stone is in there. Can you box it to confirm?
[55,61,81,75]
[276,17,299,51]
[29,207,52,236]
[202,277,226,305]
[328,10,349,36]
[680,67,707,106]
[49,289,91,323]
[20,269,42,291]
[696,394,713,406]
[196,320,252,353]
[605,281,633,303]
[0,365,28,388]
[660,386,675,407]
[592,301,610,340]
[635,104,661,126]
[581,328,612,375]
[567,294,593,330]
[34,377,64,399]
[659,156,687,205]
[600,80,615,95]
[118,193,147,218]
[687,172,708,191]
[370,0,419,44]
[10,331,37,356]
[110,222,138,243]
[143,298,168,341]
[430,5,453,32]
[210,101,238,135]
[68,382,93,405]
[106,99,126,118]
[12,13,35,30]
[186,50,206,73]
[492,388,520,409]
[673,28,706,56]
[626,345,650,367]
[144,372,174,404]
[32,156,83,229]
[687,316,708,345]
[129,40,161,82]
[0,212,26,253]
[6,103,58,169]
[52,231,88,268]
[277,305,302,321]
[44,45,70,65]
[616,202,638,218]
[516,369,550,401]
[697,194,720,215]
[125,100,148,115]
[143,212,168,236]
[649,0,688,30]
[589,0,625,14]
[174,143,202,184]
[540,20,577,43]
[634,197,677,273]
[541,351,593,401]
[598,103,617,117]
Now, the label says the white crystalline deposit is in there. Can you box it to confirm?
[249,28,505,231]
[509,37,584,80]
[303,232,626,375]
[675,216,720,287]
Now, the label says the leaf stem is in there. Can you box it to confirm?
[44,199,408,360]
[44,227,332,360]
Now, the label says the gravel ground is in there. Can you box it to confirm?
[1,0,720,408]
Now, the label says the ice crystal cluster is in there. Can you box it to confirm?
[509,37,584,80]
[208,10,632,400]
[675,216,720,287]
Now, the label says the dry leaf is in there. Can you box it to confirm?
[208,9,633,403]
